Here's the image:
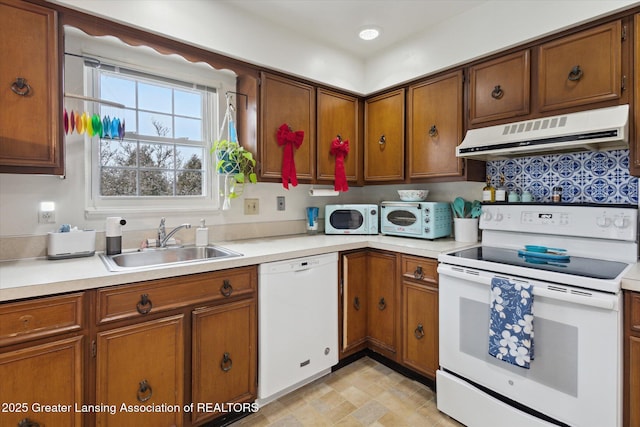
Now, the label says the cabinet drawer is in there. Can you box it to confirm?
[0,293,84,346]
[628,291,640,334]
[97,266,257,324]
[401,255,438,286]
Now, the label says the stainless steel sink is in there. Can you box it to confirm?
[99,245,242,271]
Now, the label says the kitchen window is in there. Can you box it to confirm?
[75,33,236,216]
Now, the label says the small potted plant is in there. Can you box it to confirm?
[211,139,257,200]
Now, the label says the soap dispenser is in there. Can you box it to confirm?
[105,217,127,255]
[196,219,208,247]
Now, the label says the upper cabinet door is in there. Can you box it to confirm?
[364,89,405,182]
[408,71,463,179]
[0,0,62,174]
[468,50,531,125]
[317,89,360,184]
[260,72,316,182]
[632,13,640,178]
[537,21,622,112]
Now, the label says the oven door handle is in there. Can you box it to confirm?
[438,265,616,310]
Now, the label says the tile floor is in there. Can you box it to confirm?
[231,357,463,426]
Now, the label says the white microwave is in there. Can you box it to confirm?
[325,204,379,235]
[380,201,451,239]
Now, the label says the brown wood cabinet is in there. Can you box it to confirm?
[632,13,640,177]
[0,0,63,175]
[537,21,623,112]
[341,251,369,357]
[367,251,399,359]
[92,266,257,426]
[0,293,85,427]
[468,50,531,125]
[95,315,184,427]
[400,256,439,379]
[259,72,315,183]
[340,250,399,361]
[407,71,464,179]
[364,89,405,182]
[625,290,640,427]
[191,299,256,425]
[317,88,361,184]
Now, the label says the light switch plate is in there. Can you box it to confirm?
[244,198,259,215]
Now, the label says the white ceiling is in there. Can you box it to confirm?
[220,0,489,59]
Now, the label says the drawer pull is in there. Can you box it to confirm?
[491,85,504,99]
[414,266,424,280]
[18,419,40,427]
[220,280,233,297]
[221,352,233,372]
[378,134,386,145]
[353,296,360,311]
[136,294,153,315]
[567,65,583,82]
[414,323,425,340]
[428,125,438,137]
[11,77,31,96]
[378,297,387,311]
[136,379,153,402]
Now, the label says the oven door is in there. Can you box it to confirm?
[437,263,621,427]
[381,204,422,236]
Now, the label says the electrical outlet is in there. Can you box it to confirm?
[277,196,285,211]
[39,210,55,224]
[244,198,259,215]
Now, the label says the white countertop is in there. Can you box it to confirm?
[2,233,638,302]
[622,262,640,293]
[0,234,475,302]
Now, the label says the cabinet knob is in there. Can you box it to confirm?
[353,296,361,311]
[567,65,583,82]
[136,294,153,314]
[378,297,387,311]
[220,279,233,297]
[491,85,504,99]
[414,323,425,340]
[428,125,438,137]
[378,134,386,145]
[18,419,40,427]
[220,352,233,372]
[10,77,31,96]
[136,379,153,402]
[413,266,424,280]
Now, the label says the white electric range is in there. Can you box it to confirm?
[437,203,637,427]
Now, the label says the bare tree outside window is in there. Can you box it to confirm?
[98,71,207,198]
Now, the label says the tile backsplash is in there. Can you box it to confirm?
[487,149,638,204]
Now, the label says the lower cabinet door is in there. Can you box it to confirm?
[342,251,368,356]
[95,315,184,427]
[402,282,438,379]
[0,336,83,427]
[367,251,398,357]
[191,299,256,425]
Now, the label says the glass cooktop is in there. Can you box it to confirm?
[447,246,629,280]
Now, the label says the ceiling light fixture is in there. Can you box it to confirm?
[359,26,381,41]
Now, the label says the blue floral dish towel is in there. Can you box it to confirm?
[489,277,534,368]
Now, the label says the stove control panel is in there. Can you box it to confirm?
[480,204,637,241]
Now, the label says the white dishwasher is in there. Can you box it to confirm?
[257,252,338,406]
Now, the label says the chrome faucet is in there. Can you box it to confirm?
[157,217,191,247]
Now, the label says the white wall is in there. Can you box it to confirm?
[49,0,639,94]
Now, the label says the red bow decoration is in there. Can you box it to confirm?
[330,136,349,192]
[276,123,304,189]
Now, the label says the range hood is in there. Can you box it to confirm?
[457,105,629,160]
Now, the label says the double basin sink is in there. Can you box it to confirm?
[99,245,242,271]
